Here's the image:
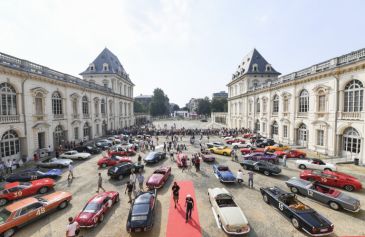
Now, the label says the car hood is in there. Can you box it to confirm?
[144,155,156,161]
[296,211,331,228]
[219,207,248,226]
[76,211,95,223]
[336,192,360,205]
[219,171,235,179]
[147,174,163,184]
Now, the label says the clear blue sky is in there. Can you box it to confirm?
[0,0,364,107]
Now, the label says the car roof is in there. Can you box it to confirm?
[209,187,231,198]
[6,197,38,212]
[88,193,108,204]
[134,192,152,204]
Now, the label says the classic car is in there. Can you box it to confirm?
[36,158,73,168]
[107,162,144,180]
[146,166,171,189]
[201,119,208,122]
[0,191,72,237]
[206,142,225,148]
[201,154,215,162]
[75,191,119,228]
[75,145,102,154]
[300,170,362,192]
[243,152,279,164]
[60,150,91,160]
[242,133,253,138]
[176,153,188,167]
[275,150,306,159]
[286,177,361,212]
[296,159,337,171]
[126,189,157,232]
[213,165,236,183]
[209,146,232,156]
[260,187,334,236]
[6,169,62,182]
[240,160,281,176]
[95,141,113,150]
[0,178,55,206]
[208,188,250,235]
[255,139,275,148]
[240,147,265,155]
[265,144,290,152]
[225,139,245,145]
[231,142,251,149]
[223,136,234,140]
[97,155,131,168]
[144,152,167,164]
[109,145,136,156]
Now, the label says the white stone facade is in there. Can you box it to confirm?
[227,48,365,164]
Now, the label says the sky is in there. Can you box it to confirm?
[0,0,364,107]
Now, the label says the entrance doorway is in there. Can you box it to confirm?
[38,132,45,149]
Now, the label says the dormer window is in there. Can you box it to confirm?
[89,64,95,71]
[266,64,272,72]
[252,64,258,72]
[103,63,109,71]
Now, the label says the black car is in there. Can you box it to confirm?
[127,189,157,232]
[107,162,144,180]
[143,152,166,164]
[75,145,101,154]
[5,168,62,182]
[95,141,112,150]
[240,160,281,176]
[260,187,334,236]
[256,139,275,148]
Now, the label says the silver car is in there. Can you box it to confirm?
[37,158,73,168]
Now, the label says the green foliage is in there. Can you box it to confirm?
[134,101,147,113]
[150,88,170,116]
[211,97,228,112]
[172,104,180,111]
[197,97,211,115]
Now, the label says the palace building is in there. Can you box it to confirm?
[0,48,135,162]
[227,48,365,164]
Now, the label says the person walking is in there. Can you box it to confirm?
[137,172,144,191]
[97,173,106,193]
[125,181,134,203]
[67,163,74,180]
[129,170,136,190]
[170,151,174,161]
[186,158,192,172]
[185,194,194,222]
[194,156,200,172]
[248,170,255,188]
[66,217,79,237]
[237,169,244,184]
[172,182,180,208]
[181,157,187,172]
[137,154,142,164]
[283,155,287,167]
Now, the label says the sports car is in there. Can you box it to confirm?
[255,139,275,148]
[143,152,167,164]
[109,145,136,156]
[75,191,119,228]
[201,154,215,162]
[240,147,265,155]
[210,146,232,156]
[223,136,234,140]
[300,170,362,192]
[107,162,144,180]
[213,165,236,183]
[95,141,112,150]
[286,177,361,212]
[36,157,73,168]
[296,159,337,171]
[6,169,62,182]
[126,189,157,232]
[146,166,171,189]
[208,188,250,235]
[243,152,279,164]
[206,142,225,148]
[60,150,91,160]
[75,145,102,154]
[242,133,253,138]
[97,155,131,168]
[176,153,188,167]
[0,191,72,237]
[265,144,290,152]
[240,160,281,176]
[260,187,334,236]
[226,139,245,145]
[0,178,55,206]
[275,150,306,159]
[231,142,251,149]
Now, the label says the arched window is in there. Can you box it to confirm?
[0,83,17,115]
[299,90,309,113]
[256,98,260,113]
[35,92,44,115]
[343,127,361,153]
[52,92,62,115]
[317,89,326,112]
[94,99,99,115]
[298,123,307,141]
[82,96,89,115]
[83,122,90,139]
[344,80,363,112]
[272,121,278,135]
[101,99,106,114]
[283,96,289,112]
[255,119,260,131]
[103,63,109,71]
[266,64,272,72]
[0,130,19,158]
[54,125,64,148]
[119,101,123,115]
[272,95,279,113]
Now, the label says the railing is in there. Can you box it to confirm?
[282,112,289,117]
[297,112,308,117]
[272,112,278,116]
[83,114,91,119]
[53,114,64,120]
[338,112,363,120]
[0,115,20,123]
[72,114,80,119]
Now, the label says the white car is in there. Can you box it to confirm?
[60,150,91,160]
[296,158,337,171]
[223,136,234,140]
[208,187,250,235]
[37,157,73,168]
[231,142,252,149]
[207,142,224,148]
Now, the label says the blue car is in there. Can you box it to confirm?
[5,168,62,182]
[144,152,166,164]
[213,164,236,183]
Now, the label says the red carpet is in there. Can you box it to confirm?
[166,181,202,237]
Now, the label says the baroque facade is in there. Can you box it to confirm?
[227,48,365,164]
[0,48,135,162]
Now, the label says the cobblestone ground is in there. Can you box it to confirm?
[16,120,365,237]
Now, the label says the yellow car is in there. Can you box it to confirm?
[265,144,290,152]
[209,146,232,156]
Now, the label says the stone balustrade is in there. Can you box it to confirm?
[0,115,20,123]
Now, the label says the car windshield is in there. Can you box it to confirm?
[19,182,31,186]
[0,209,11,224]
[83,202,101,213]
[216,198,237,208]
[218,166,228,171]
[132,203,149,216]
[154,170,166,175]
[36,197,48,203]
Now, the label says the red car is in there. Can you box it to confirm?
[300,170,363,192]
[274,150,306,159]
[240,147,265,155]
[242,133,253,138]
[146,166,171,189]
[225,139,245,145]
[176,153,188,167]
[97,155,131,168]
[201,154,215,162]
[75,191,119,228]
[0,178,55,206]
[108,147,136,157]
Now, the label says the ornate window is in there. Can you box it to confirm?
[343,127,361,153]
[101,99,106,114]
[0,83,17,115]
[89,63,95,71]
[94,100,99,115]
[266,64,272,72]
[72,99,78,115]
[256,98,260,113]
[283,96,289,112]
[109,101,113,115]
[298,123,308,141]
[272,95,279,113]
[262,99,267,113]
[52,92,62,115]
[83,122,90,139]
[299,90,309,113]
[255,119,260,131]
[272,121,278,135]
[252,64,258,72]
[317,130,324,146]
[317,90,326,112]
[74,127,79,140]
[0,130,19,158]
[54,125,64,147]
[344,80,363,112]
[82,96,89,115]
[35,92,44,115]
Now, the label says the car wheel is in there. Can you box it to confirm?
[58,200,68,209]
[299,164,306,169]
[328,201,340,210]
[0,198,8,206]
[101,163,107,168]
[118,175,124,180]
[99,214,104,223]
[223,152,227,156]
[262,194,269,204]
[344,185,355,192]
[290,187,299,194]
[38,186,49,194]
[299,155,305,159]
[243,165,248,170]
[324,168,332,171]
[3,228,16,237]
[291,217,300,229]
[263,170,270,176]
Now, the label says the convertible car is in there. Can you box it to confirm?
[240,147,265,155]
[97,155,131,168]
[60,150,91,160]
[109,145,136,157]
[243,152,279,164]
[208,188,250,235]
[231,142,251,149]
[286,178,361,212]
[107,162,144,180]
[209,146,232,156]
[300,170,362,192]
[0,178,55,206]
[225,139,245,145]
[0,191,72,237]
[75,191,119,228]
[240,160,281,176]
[126,189,157,233]
[144,152,167,164]
[265,144,290,152]
[146,166,171,189]
[37,158,73,168]
[6,169,62,182]
[274,150,306,159]
[260,187,334,236]
[255,139,275,148]
[296,159,337,171]
[213,165,236,183]
[201,154,215,162]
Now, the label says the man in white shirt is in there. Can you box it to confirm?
[66,217,79,237]
[129,171,136,191]
[68,163,74,180]
[237,169,244,184]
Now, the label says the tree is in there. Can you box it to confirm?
[134,101,146,113]
[211,97,228,112]
[172,104,180,111]
[197,97,211,115]
[150,88,170,116]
